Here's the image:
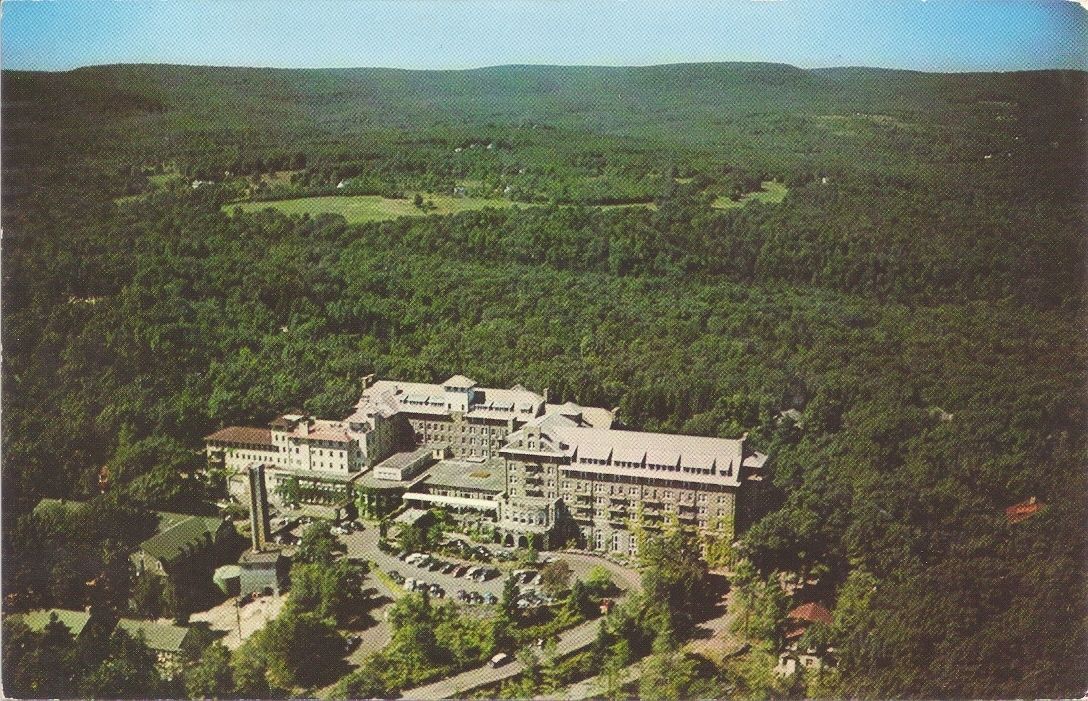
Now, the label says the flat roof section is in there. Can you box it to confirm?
[421,459,507,494]
[375,445,434,471]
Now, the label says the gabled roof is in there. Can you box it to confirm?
[116,618,192,653]
[443,374,477,389]
[21,609,92,637]
[204,426,274,447]
[140,515,225,564]
[787,602,832,625]
[784,602,833,640]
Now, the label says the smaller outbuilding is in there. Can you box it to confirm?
[238,549,289,598]
[116,618,196,680]
[19,609,94,640]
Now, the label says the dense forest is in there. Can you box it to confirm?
[1,63,1086,698]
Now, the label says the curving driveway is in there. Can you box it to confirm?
[399,614,602,700]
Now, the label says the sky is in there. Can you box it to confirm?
[2,0,1085,73]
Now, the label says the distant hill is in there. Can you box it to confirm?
[4,61,1084,152]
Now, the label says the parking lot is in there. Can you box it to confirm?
[342,528,513,603]
[339,525,641,611]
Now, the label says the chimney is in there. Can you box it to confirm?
[248,465,271,552]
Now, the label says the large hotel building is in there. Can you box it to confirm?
[205,374,767,553]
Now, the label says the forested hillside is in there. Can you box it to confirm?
[2,63,1085,698]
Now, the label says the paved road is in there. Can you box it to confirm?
[400,615,602,700]
[535,587,738,701]
[335,528,643,700]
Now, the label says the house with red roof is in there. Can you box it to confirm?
[778,602,836,677]
[1005,496,1045,524]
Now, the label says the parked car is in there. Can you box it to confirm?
[465,566,481,579]
[456,589,468,601]
[474,568,498,582]
[389,571,404,584]
[469,591,484,604]
[452,565,468,577]
[345,634,362,652]
[484,592,498,605]
[490,653,511,668]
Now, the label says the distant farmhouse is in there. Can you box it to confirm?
[206,374,768,553]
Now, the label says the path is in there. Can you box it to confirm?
[190,593,286,650]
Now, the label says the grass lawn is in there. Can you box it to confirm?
[711,180,788,210]
[148,173,181,187]
[597,202,658,211]
[226,192,519,224]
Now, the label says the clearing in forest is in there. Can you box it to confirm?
[226,193,519,223]
[711,180,789,210]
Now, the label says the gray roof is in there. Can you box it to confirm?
[393,508,433,525]
[351,471,415,490]
[116,618,192,653]
[443,374,477,389]
[421,459,507,493]
[376,446,434,470]
[503,423,757,487]
[140,515,225,564]
[357,378,547,422]
[21,609,91,637]
[239,549,285,566]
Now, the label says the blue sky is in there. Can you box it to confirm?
[2,1,1085,73]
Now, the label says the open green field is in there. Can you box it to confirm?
[711,180,788,210]
[226,193,518,223]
